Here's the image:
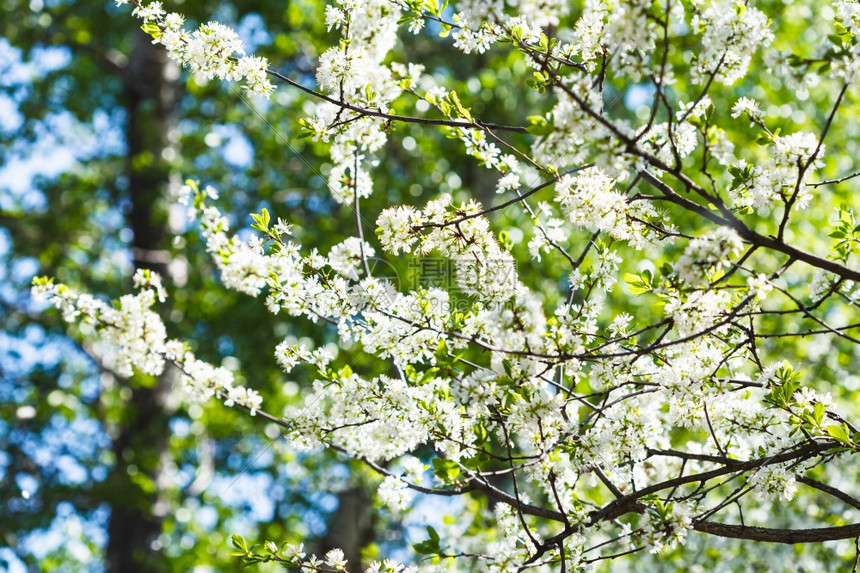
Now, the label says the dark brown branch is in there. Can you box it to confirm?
[638,169,860,283]
[796,476,860,511]
[692,520,860,544]
[264,68,528,134]
[777,82,848,239]
[589,442,835,526]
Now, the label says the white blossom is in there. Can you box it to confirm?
[732,96,764,122]
[377,475,413,511]
[377,206,421,254]
[691,1,774,85]
[675,227,744,287]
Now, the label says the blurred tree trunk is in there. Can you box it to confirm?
[105,29,177,573]
[319,486,375,573]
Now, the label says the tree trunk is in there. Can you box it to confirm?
[105,28,177,573]
[319,486,375,573]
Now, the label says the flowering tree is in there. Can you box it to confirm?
[32,0,860,570]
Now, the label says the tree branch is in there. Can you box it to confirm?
[692,521,860,544]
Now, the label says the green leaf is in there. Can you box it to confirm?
[231,533,249,554]
[251,208,271,234]
[435,339,448,363]
[413,526,442,555]
[140,22,161,37]
[432,457,461,482]
[526,115,553,136]
[783,378,800,400]
[826,424,853,446]
[624,272,652,295]
[766,385,787,408]
[812,402,825,427]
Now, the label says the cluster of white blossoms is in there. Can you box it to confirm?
[690,0,774,84]
[32,274,168,378]
[377,194,522,302]
[641,501,695,555]
[674,227,744,287]
[727,130,824,213]
[119,0,274,96]
[750,463,799,502]
[31,270,263,414]
[554,166,661,249]
[376,475,414,511]
[639,97,736,167]
[731,96,765,124]
[531,83,604,172]
[375,205,421,255]
[47,0,860,568]
[831,2,860,82]
[835,0,860,35]
[572,0,607,70]
[527,204,567,262]
[163,183,823,567]
[233,536,421,573]
[306,0,404,205]
[664,288,733,338]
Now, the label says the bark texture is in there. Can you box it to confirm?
[105,29,176,573]
[320,486,375,572]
